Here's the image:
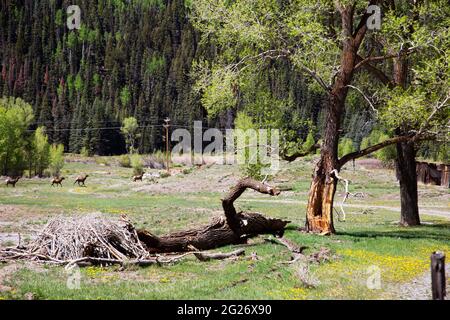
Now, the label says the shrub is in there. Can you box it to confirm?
[144,151,166,169]
[234,112,267,180]
[338,138,355,158]
[95,157,110,166]
[49,144,65,176]
[130,154,144,175]
[159,171,170,178]
[360,130,396,164]
[374,133,396,164]
[80,146,90,157]
[34,127,50,177]
[118,154,131,168]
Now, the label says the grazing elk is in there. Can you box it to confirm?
[5,176,21,187]
[74,174,89,186]
[51,177,65,187]
[132,173,144,182]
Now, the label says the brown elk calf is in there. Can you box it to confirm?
[51,177,65,187]
[74,174,89,186]
[132,173,144,182]
[5,176,21,187]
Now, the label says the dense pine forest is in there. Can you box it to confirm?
[1,0,202,154]
[0,0,375,155]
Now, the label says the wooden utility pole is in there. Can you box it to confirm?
[163,118,171,173]
[431,251,446,300]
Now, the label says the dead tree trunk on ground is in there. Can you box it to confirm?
[137,178,289,253]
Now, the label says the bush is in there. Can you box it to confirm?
[182,167,193,175]
[49,144,65,176]
[159,171,170,178]
[360,130,396,164]
[338,138,355,158]
[374,133,396,163]
[95,157,110,166]
[234,112,268,180]
[302,130,316,151]
[80,147,90,157]
[130,154,144,175]
[144,151,166,169]
[118,154,131,168]
[34,127,50,177]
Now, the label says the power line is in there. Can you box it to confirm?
[25,123,229,133]
[25,124,165,132]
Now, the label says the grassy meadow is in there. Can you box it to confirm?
[0,155,449,300]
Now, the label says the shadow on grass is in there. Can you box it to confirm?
[336,222,450,242]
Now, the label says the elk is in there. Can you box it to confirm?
[74,174,89,186]
[132,173,144,182]
[5,176,21,187]
[51,177,65,187]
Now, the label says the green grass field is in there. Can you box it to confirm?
[0,156,449,300]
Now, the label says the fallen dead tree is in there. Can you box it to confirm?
[136,177,289,253]
[0,178,289,266]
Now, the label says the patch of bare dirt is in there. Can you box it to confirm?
[0,205,24,219]
[355,159,386,170]
[134,164,241,194]
[389,264,450,300]
[0,205,55,243]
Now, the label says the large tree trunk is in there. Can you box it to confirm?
[396,141,420,226]
[137,178,289,253]
[305,96,341,234]
[305,6,366,234]
[393,54,420,226]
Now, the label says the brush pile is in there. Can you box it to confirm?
[0,214,250,267]
[0,214,152,265]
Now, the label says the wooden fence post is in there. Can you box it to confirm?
[431,251,446,300]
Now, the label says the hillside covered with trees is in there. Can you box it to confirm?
[0,0,378,157]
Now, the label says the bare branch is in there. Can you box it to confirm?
[356,54,393,87]
[281,143,321,162]
[346,85,378,116]
[338,135,412,167]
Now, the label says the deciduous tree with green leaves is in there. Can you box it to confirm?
[33,127,50,177]
[0,97,34,176]
[121,117,140,154]
[190,0,449,234]
[49,144,65,177]
[343,1,449,226]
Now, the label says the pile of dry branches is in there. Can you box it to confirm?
[0,215,152,264]
[0,214,248,267]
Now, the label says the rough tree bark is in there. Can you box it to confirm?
[137,178,289,253]
[393,54,421,226]
[396,141,420,226]
[305,6,369,234]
